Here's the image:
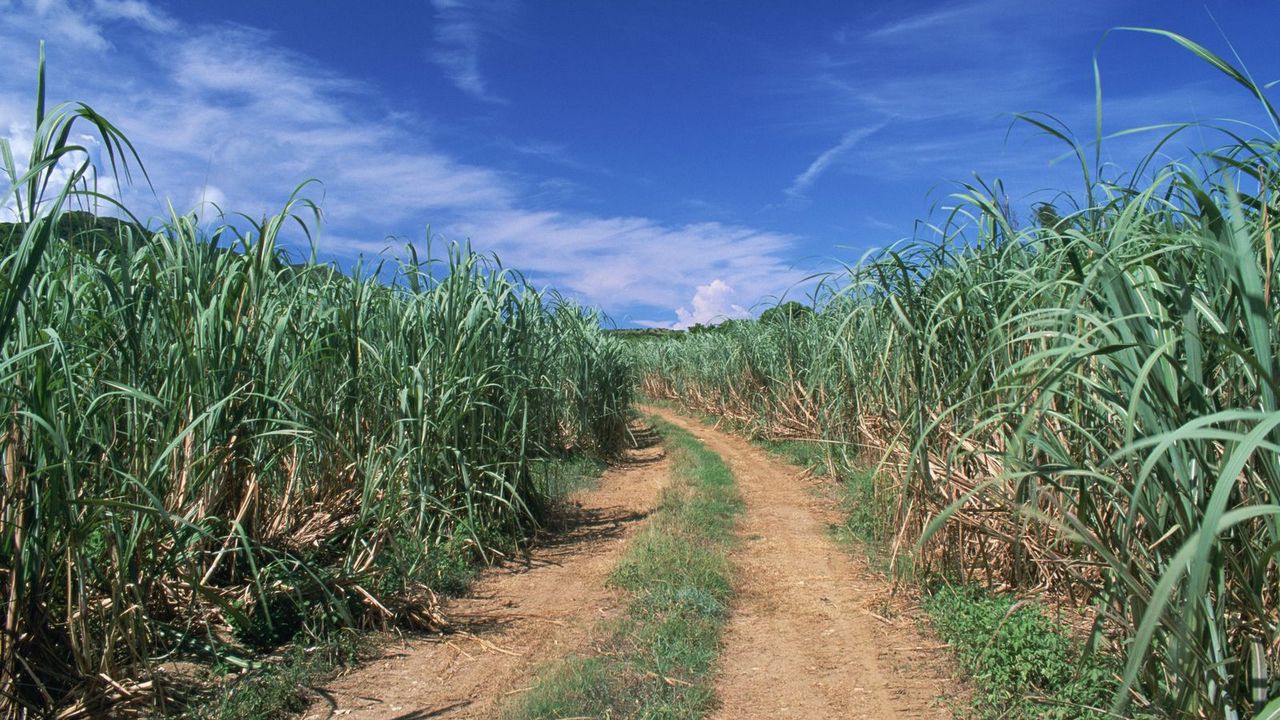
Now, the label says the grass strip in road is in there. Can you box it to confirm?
[508,416,742,719]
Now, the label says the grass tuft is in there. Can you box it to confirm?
[183,635,361,720]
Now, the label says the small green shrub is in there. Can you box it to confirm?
[924,586,1119,719]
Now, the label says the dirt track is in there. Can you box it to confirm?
[303,438,669,719]
[648,406,961,719]
[303,410,961,719]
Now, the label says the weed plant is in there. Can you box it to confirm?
[924,586,1119,719]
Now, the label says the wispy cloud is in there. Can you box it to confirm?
[19,0,110,50]
[864,215,899,232]
[430,0,511,103]
[774,0,1132,204]
[862,0,1010,44]
[786,123,884,198]
[1,0,175,54]
[91,0,175,33]
[495,136,614,177]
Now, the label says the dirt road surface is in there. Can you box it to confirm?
[303,435,669,719]
[647,406,961,720]
[303,411,961,719]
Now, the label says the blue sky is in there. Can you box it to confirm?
[1,1,1276,327]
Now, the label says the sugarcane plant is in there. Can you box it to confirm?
[0,48,632,717]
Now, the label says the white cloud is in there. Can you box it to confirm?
[430,0,511,103]
[92,0,175,33]
[775,0,1258,201]
[0,115,120,220]
[444,211,805,322]
[170,29,362,125]
[786,123,884,198]
[33,0,109,51]
[4,0,174,53]
[864,215,899,232]
[0,20,521,222]
[192,184,226,213]
[863,0,1008,43]
[673,279,750,329]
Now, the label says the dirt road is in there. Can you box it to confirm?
[303,436,669,719]
[647,406,961,719]
[303,411,960,719]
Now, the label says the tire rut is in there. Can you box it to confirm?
[302,431,669,720]
[646,406,962,720]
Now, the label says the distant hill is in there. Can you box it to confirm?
[0,210,149,252]
[0,210,336,279]
[605,327,684,339]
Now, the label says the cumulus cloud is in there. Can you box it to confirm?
[192,184,226,213]
[0,117,122,220]
[673,279,750,329]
